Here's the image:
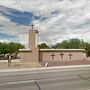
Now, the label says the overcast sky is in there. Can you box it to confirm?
[0,0,90,48]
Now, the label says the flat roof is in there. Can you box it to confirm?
[19,48,85,52]
[19,49,31,52]
[39,49,85,52]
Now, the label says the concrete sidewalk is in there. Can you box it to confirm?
[0,59,20,62]
[40,60,90,67]
[0,64,90,73]
[0,59,90,72]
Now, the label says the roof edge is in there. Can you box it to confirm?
[19,49,31,52]
[39,49,85,52]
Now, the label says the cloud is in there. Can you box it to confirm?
[0,5,33,25]
[0,15,29,47]
[0,0,90,47]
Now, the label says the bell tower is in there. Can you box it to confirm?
[29,23,38,49]
[19,23,39,62]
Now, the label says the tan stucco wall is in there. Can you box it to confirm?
[19,48,39,62]
[39,51,86,62]
[19,49,86,62]
[29,30,38,49]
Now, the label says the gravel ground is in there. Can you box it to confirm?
[0,58,90,69]
[40,60,90,67]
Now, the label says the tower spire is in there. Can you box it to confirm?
[30,23,35,30]
[30,12,35,30]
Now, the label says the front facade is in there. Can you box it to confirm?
[19,26,86,62]
[39,49,86,62]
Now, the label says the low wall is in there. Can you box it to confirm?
[39,49,86,62]
[19,48,39,62]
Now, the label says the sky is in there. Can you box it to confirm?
[0,0,90,48]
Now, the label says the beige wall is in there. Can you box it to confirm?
[19,49,86,62]
[29,30,38,49]
[19,48,39,62]
[39,51,86,62]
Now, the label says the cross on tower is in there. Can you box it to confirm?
[30,23,35,30]
[68,53,72,60]
[59,52,64,60]
[50,53,55,60]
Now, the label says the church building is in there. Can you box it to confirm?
[19,24,86,63]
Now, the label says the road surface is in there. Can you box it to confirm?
[0,66,90,90]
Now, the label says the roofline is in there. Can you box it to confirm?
[19,49,31,52]
[39,49,85,52]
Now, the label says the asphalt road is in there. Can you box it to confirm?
[0,66,90,90]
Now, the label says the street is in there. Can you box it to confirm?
[0,66,90,90]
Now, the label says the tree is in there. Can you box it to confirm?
[51,38,90,56]
[69,38,81,49]
[0,43,9,55]
[39,38,90,56]
[52,43,61,49]
[38,43,49,49]
[8,42,25,58]
[0,42,25,59]
[85,43,90,56]
[53,40,70,49]
[61,40,70,49]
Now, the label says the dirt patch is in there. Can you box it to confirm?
[0,62,42,69]
[40,60,90,67]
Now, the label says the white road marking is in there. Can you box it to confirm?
[0,75,78,86]
[6,80,35,84]
[0,74,84,86]
[0,80,35,86]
